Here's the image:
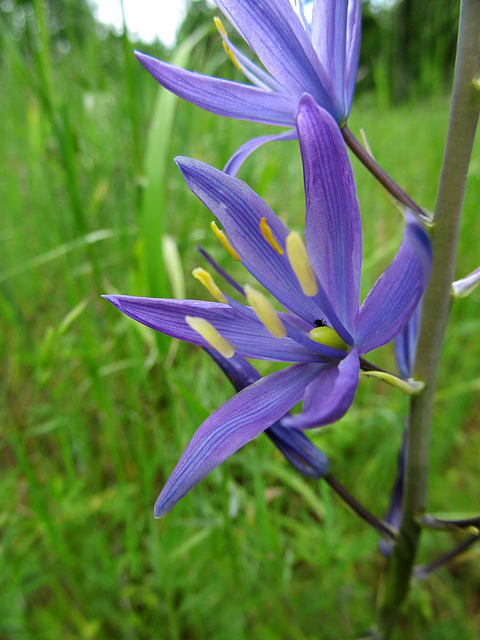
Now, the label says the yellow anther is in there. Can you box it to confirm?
[222,41,243,72]
[286,232,318,297]
[214,16,228,39]
[185,316,235,359]
[210,221,241,261]
[214,17,242,72]
[245,284,286,339]
[260,217,284,255]
[192,268,227,304]
[309,326,347,351]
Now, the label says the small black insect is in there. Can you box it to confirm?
[314,318,327,328]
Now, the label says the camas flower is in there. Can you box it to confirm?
[135,0,361,174]
[104,96,431,517]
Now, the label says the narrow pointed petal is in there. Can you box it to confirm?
[311,1,348,114]
[394,302,421,379]
[296,96,362,333]
[204,348,329,477]
[104,296,323,363]
[135,51,296,126]
[154,362,323,516]
[176,157,326,324]
[214,0,340,117]
[355,219,432,354]
[224,129,297,176]
[345,0,362,113]
[282,349,360,429]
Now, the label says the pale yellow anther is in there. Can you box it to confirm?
[244,284,286,339]
[222,41,243,72]
[192,267,226,304]
[185,316,235,359]
[286,232,318,297]
[214,17,242,71]
[210,221,241,261]
[214,16,228,39]
[260,217,284,255]
[309,326,347,351]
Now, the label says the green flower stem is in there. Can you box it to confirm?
[377,1,480,636]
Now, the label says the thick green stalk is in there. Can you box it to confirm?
[377,1,480,636]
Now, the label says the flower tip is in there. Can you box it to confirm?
[133,50,150,67]
[102,295,129,315]
[153,504,165,519]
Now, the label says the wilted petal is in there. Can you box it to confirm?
[394,302,421,379]
[135,51,296,126]
[379,430,406,556]
[154,362,323,516]
[355,218,432,354]
[297,96,362,333]
[214,0,339,117]
[224,129,297,176]
[311,1,348,114]
[104,296,323,362]
[176,156,326,324]
[282,348,360,429]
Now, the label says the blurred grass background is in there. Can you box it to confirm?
[1,0,479,638]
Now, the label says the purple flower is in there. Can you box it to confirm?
[104,97,431,517]
[135,0,361,174]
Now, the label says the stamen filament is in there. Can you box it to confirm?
[210,221,241,261]
[213,16,284,92]
[244,284,286,338]
[213,16,227,39]
[286,232,318,297]
[260,217,284,255]
[192,267,227,303]
[185,316,235,358]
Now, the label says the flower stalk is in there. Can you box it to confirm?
[341,126,431,225]
[377,0,480,636]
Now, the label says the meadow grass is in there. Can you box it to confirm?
[1,16,479,640]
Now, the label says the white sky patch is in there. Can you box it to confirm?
[93,0,189,46]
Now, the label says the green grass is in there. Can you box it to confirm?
[1,11,480,640]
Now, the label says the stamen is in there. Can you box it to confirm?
[214,17,242,72]
[244,284,286,338]
[260,217,284,255]
[185,316,235,358]
[210,221,241,261]
[286,232,318,297]
[192,267,227,304]
[309,326,347,351]
[213,16,228,39]
[222,41,243,72]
